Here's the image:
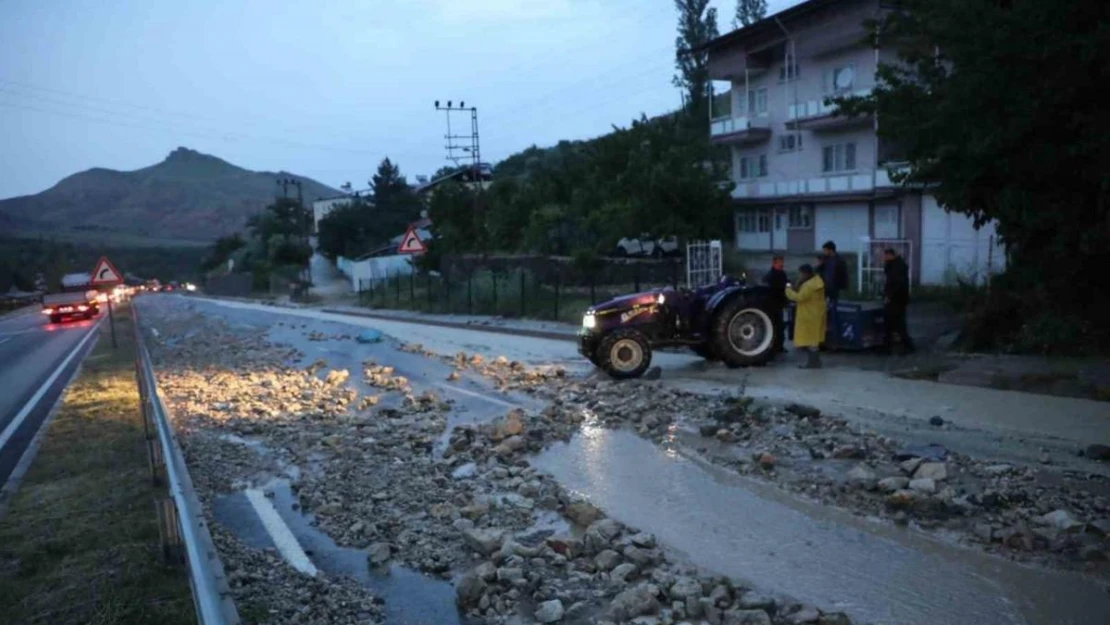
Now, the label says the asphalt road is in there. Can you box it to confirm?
[0,308,102,492]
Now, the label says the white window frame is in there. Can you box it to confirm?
[822,142,858,173]
[788,204,813,230]
[738,154,768,180]
[779,55,800,83]
[737,209,772,234]
[778,132,803,153]
[823,63,856,94]
[746,87,768,117]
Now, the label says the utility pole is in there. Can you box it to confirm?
[433,100,484,247]
[276,177,310,285]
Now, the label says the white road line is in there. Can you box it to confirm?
[0,321,101,452]
[0,337,10,347]
[436,383,520,410]
[244,488,318,576]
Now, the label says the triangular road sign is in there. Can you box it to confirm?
[90,256,123,285]
[397,227,427,254]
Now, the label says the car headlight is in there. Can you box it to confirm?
[656,293,666,305]
[583,313,596,329]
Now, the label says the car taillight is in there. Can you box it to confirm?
[77,305,88,311]
[43,308,54,314]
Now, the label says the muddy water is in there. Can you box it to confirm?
[213,480,469,625]
[533,426,1110,625]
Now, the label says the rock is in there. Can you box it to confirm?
[1079,545,1107,562]
[887,489,917,509]
[446,371,460,381]
[1039,509,1083,532]
[818,613,853,625]
[536,599,566,623]
[366,542,391,567]
[546,535,583,558]
[736,592,776,612]
[789,605,821,623]
[973,523,994,542]
[757,453,776,470]
[913,462,948,481]
[723,609,772,625]
[497,567,524,583]
[566,501,605,527]
[878,476,910,493]
[608,584,661,622]
[699,597,723,625]
[643,366,662,380]
[610,563,638,585]
[983,464,1013,476]
[669,576,702,602]
[846,465,877,488]
[708,584,731,607]
[502,409,525,436]
[624,545,653,566]
[323,368,350,386]
[785,403,821,418]
[899,457,923,476]
[631,532,657,548]
[461,501,490,520]
[462,528,505,555]
[908,478,936,493]
[929,415,945,426]
[700,424,720,437]
[452,462,478,479]
[595,549,623,571]
[585,518,623,553]
[893,443,948,462]
[832,446,866,460]
[475,561,497,582]
[1088,519,1110,537]
[456,571,486,606]
[1086,444,1110,461]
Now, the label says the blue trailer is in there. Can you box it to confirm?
[786,301,887,351]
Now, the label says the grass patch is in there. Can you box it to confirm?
[0,306,195,625]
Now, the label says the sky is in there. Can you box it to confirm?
[0,0,799,200]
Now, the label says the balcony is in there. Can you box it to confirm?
[710,116,772,146]
[731,164,910,200]
[786,88,873,131]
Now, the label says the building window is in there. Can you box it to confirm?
[822,143,857,172]
[737,209,771,234]
[824,63,856,93]
[788,205,812,229]
[738,154,768,179]
[779,55,800,82]
[746,88,768,117]
[778,133,802,152]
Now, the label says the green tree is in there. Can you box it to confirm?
[835,0,1110,352]
[370,157,423,242]
[673,0,720,124]
[201,232,246,272]
[733,0,767,28]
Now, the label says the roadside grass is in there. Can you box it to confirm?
[0,307,195,625]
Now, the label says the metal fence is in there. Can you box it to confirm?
[858,237,914,299]
[356,260,686,323]
[686,240,723,289]
[131,305,241,625]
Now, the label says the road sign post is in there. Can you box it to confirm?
[397,227,427,255]
[90,256,123,349]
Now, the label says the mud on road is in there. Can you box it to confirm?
[136,296,1109,625]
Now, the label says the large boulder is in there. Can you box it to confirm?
[607,583,661,622]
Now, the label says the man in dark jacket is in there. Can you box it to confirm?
[820,241,850,348]
[761,255,788,354]
[882,248,915,353]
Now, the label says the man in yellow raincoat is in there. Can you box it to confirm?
[785,264,827,369]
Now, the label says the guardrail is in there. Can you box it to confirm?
[131,305,241,625]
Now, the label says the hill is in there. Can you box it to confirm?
[0,147,340,244]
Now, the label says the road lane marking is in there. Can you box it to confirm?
[436,383,520,410]
[0,337,10,347]
[244,488,318,576]
[0,320,102,453]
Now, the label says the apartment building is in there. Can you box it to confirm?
[704,0,1003,285]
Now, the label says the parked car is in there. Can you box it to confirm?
[614,235,681,258]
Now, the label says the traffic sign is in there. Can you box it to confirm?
[397,227,427,254]
[90,256,123,286]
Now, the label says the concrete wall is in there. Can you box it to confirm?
[919,195,1006,285]
[815,201,869,255]
[337,254,418,290]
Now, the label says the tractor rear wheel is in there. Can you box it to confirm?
[711,296,777,368]
[596,329,653,380]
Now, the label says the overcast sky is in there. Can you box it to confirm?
[0,0,798,200]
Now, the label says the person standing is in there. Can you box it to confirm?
[882,248,915,353]
[785,264,827,368]
[761,255,788,354]
[820,241,849,348]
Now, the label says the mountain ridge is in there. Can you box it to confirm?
[0,147,341,243]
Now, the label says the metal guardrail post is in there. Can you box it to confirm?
[129,305,241,625]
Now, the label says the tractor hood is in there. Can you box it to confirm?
[588,289,663,314]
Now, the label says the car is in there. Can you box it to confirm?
[578,274,779,379]
[614,234,681,258]
[41,291,99,324]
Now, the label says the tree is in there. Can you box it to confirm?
[370,157,424,241]
[201,232,246,272]
[834,0,1110,352]
[733,0,767,28]
[371,157,410,207]
[673,0,720,124]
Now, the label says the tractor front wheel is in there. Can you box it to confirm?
[596,329,653,380]
[711,296,777,368]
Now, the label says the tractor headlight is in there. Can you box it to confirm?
[582,313,596,329]
[656,293,666,305]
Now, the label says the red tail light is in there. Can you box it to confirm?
[77,305,88,311]
[43,308,54,314]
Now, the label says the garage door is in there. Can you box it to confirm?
[920,195,1006,285]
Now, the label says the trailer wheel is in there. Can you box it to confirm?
[711,296,777,368]
[596,329,652,380]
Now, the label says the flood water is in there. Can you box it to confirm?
[532,426,1110,625]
